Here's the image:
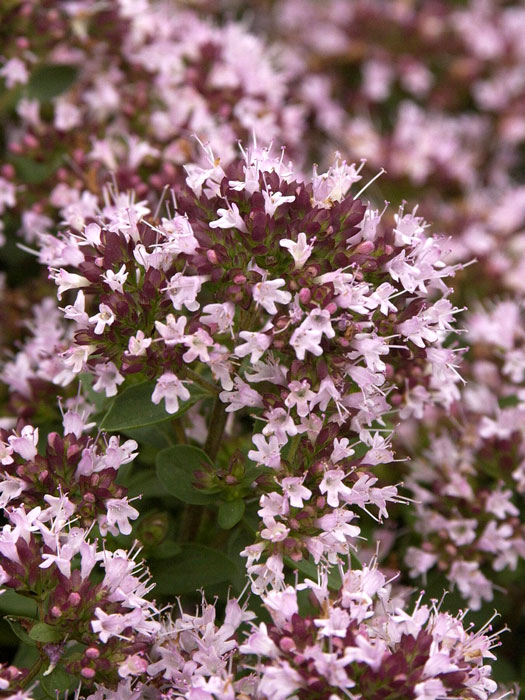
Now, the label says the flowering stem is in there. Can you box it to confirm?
[19,656,44,690]
[184,368,220,395]
[204,396,228,461]
[179,397,228,542]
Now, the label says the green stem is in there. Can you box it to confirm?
[172,418,186,444]
[19,657,44,690]
[204,396,228,461]
[178,503,203,542]
[184,368,220,395]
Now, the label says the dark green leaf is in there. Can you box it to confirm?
[152,544,236,594]
[0,590,38,618]
[100,381,205,431]
[40,666,78,697]
[6,617,36,646]
[218,499,245,529]
[28,64,78,101]
[10,155,61,185]
[29,622,63,643]
[122,424,173,449]
[147,540,182,559]
[126,469,171,499]
[156,445,218,505]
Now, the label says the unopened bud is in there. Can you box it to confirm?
[355,240,374,255]
[85,647,100,659]
[81,667,96,679]
[206,249,218,264]
[68,592,81,607]
[279,637,295,653]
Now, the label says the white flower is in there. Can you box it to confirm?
[279,232,314,268]
[319,469,352,507]
[248,434,281,469]
[105,498,140,535]
[102,264,129,293]
[93,362,124,397]
[127,331,152,356]
[90,304,116,335]
[151,372,190,414]
[235,331,272,363]
[209,203,247,232]
[252,278,291,315]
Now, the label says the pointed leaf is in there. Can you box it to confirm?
[218,499,245,529]
[28,64,78,101]
[29,622,63,643]
[6,617,36,646]
[100,381,206,431]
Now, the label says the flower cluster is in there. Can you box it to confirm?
[35,147,467,585]
[399,300,525,609]
[241,563,500,700]
[0,0,524,695]
[0,412,156,692]
[86,561,502,700]
[255,0,525,295]
[0,0,305,244]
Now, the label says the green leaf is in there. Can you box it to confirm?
[10,154,62,185]
[126,469,171,499]
[156,445,218,505]
[29,622,63,643]
[218,499,245,529]
[100,381,206,432]
[152,544,237,594]
[0,589,38,618]
[6,617,36,646]
[39,666,78,697]
[28,64,78,101]
[147,540,182,559]
[122,424,173,449]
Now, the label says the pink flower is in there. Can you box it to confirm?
[281,477,312,508]
[248,434,281,469]
[252,278,291,315]
[319,469,352,507]
[105,498,140,536]
[151,372,191,414]
[93,362,125,397]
